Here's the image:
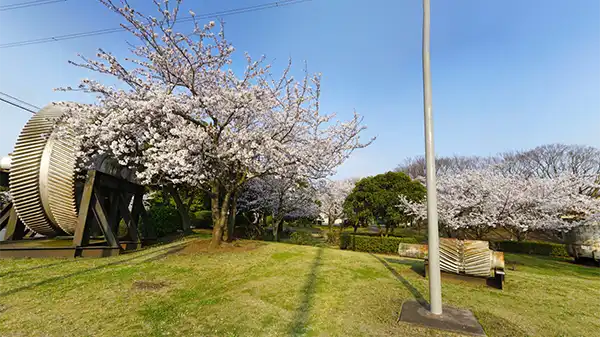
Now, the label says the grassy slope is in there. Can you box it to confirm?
[0,238,598,337]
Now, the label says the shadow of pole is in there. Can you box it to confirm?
[288,247,324,336]
[0,240,191,298]
[370,253,428,307]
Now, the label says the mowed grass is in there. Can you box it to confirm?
[0,237,598,337]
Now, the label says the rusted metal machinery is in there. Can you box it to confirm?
[399,238,505,289]
[566,221,600,265]
[0,104,154,258]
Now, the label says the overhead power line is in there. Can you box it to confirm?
[0,91,41,111]
[0,0,67,12]
[0,97,36,114]
[0,0,310,49]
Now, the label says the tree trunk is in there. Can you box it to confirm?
[479,227,490,240]
[162,186,170,206]
[516,230,528,242]
[210,184,220,231]
[353,225,358,233]
[210,183,232,249]
[273,217,284,242]
[166,186,192,234]
[211,223,224,248]
[328,215,334,234]
[226,191,238,242]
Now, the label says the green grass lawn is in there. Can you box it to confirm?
[0,237,598,337]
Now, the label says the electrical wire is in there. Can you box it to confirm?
[0,0,310,49]
[0,0,67,12]
[0,91,41,110]
[0,97,37,114]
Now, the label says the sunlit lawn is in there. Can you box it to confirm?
[0,235,598,336]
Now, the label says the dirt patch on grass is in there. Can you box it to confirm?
[175,239,265,255]
[132,281,168,291]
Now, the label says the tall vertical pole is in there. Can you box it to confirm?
[422,0,442,315]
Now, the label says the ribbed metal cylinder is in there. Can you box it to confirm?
[439,238,495,277]
[9,104,78,236]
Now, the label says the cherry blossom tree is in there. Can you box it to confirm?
[399,169,600,240]
[397,144,600,183]
[58,0,372,248]
[238,175,319,241]
[317,179,355,233]
[513,173,600,237]
[399,169,502,238]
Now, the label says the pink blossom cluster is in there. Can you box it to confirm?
[399,168,600,235]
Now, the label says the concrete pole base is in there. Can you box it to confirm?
[399,300,486,336]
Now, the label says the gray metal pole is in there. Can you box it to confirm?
[422,0,443,315]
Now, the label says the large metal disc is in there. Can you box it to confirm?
[9,104,78,236]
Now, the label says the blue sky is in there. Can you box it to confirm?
[0,0,598,179]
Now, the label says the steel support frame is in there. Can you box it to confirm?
[1,170,154,258]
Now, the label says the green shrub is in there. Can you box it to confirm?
[411,235,428,244]
[290,231,316,246]
[492,240,569,257]
[339,233,419,254]
[324,231,340,245]
[347,232,418,239]
[117,219,128,238]
[192,210,213,229]
[148,205,181,237]
[287,218,316,227]
[261,230,275,242]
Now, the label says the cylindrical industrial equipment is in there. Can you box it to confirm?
[2,103,140,238]
[566,221,600,263]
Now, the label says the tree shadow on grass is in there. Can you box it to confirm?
[383,257,426,276]
[0,259,79,278]
[474,310,528,337]
[0,241,189,298]
[371,254,428,307]
[288,247,323,336]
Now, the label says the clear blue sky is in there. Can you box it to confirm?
[0,0,598,179]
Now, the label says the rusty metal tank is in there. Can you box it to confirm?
[566,221,600,263]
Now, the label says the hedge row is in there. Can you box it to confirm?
[340,233,419,254]
[348,232,406,238]
[491,240,569,257]
[345,232,427,243]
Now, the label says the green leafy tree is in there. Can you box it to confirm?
[343,171,426,234]
[147,186,211,233]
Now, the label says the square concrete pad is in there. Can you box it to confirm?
[399,300,486,336]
